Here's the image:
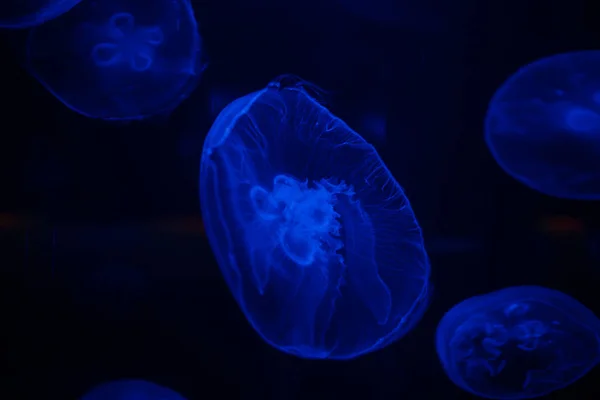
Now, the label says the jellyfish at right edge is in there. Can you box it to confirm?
[200,75,431,360]
[485,51,600,199]
[436,286,600,399]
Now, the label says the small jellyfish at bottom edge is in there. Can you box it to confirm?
[80,379,187,400]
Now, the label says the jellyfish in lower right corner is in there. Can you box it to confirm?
[26,0,205,120]
[80,379,187,400]
[436,286,600,399]
[485,51,600,199]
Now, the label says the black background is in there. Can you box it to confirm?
[1,0,600,398]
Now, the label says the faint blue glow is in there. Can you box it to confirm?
[70,261,149,318]
[358,111,387,144]
[336,0,452,32]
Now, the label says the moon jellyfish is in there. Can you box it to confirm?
[436,286,600,399]
[26,0,205,120]
[200,75,431,360]
[0,0,82,29]
[81,379,187,400]
[485,51,600,199]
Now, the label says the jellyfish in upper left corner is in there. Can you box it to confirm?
[26,0,205,120]
[200,75,431,360]
[485,51,600,200]
[0,0,82,29]
[80,379,187,400]
[436,286,600,399]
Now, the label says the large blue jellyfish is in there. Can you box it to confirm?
[80,379,187,400]
[26,0,205,120]
[0,0,82,29]
[485,51,600,199]
[200,75,431,360]
[436,286,600,399]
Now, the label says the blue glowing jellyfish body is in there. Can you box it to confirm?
[81,380,187,400]
[0,0,82,29]
[485,51,600,199]
[200,76,431,360]
[436,286,600,399]
[26,0,204,120]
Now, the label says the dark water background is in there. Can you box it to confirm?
[0,0,599,398]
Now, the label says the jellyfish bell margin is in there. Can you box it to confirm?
[200,75,431,360]
[0,0,83,29]
[26,0,206,121]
